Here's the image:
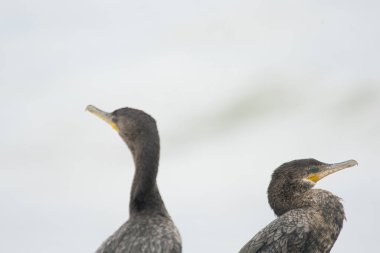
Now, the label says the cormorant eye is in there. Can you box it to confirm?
[309,166,319,173]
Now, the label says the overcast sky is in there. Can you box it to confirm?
[1,1,380,252]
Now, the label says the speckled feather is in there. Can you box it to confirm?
[240,190,344,253]
[96,215,181,253]
[239,209,311,253]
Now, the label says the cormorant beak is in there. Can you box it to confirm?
[307,160,358,183]
[86,105,120,132]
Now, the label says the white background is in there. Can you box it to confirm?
[1,1,379,252]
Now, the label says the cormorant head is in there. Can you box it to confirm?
[271,158,358,189]
[268,158,357,215]
[86,105,158,152]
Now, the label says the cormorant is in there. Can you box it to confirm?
[239,158,357,253]
[86,105,182,253]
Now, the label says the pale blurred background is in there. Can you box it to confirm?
[1,1,379,252]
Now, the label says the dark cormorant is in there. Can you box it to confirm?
[239,158,357,253]
[86,105,182,253]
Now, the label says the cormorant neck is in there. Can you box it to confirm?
[268,179,312,216]
[268,180,345,221]
[127,133,168,217]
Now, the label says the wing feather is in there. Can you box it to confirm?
[239,209,311,253]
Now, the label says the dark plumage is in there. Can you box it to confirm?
[86,105,181,253]
[239,158,357,253]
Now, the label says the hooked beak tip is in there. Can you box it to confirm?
[85,105,96,113]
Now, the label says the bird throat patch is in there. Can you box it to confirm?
[307,174,320,182]
[109,122,120,132]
